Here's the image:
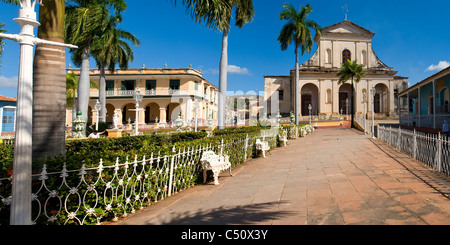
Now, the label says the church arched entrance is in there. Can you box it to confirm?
[374,84,389,114]
[339,83,354,115]
[301,83,319,116]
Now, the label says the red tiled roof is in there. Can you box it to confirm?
[0,95,17,102]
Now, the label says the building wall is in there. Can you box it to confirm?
[66,68,218,128]
[0,101,17,133]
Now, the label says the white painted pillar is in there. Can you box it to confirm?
[418,87,421,127]
[433,80,436,129]
[0,1,77,225]
[407,93,410,126]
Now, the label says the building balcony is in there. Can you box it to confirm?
[90,89,205,98]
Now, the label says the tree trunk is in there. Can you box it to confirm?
[32,0,66,160]
[99,66,106,123]
[77,45,91,136]
[295,43,299,125]
[218,27,229,129]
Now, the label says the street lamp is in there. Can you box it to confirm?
[363,91,367,134]
[308,104,312,125]
[194,99,199,132]
[94,100,101,131]
[345,98,349,119]
[133,88,143,135]
[371,85,375,138]
[0,0,77,225]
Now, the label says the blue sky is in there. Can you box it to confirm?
[0,0,449,98]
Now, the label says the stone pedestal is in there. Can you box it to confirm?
[107,129,123,138]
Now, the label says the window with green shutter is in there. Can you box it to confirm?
[170,80,180,90]
[146,80,157,90]
[121,80,135,90]
[106,80,114,91]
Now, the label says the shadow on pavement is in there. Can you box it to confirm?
[147,201,296,225]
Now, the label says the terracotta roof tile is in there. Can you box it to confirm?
[0,95,17,102]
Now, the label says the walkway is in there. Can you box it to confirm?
[111,128,450,225]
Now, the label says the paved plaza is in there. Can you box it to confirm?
[111,128,450,225]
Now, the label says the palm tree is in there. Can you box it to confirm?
[277,3,321,125]
[65,0,127,134]
[337,59,366,128]
[32,0,68,160]
[91,13,140,123]
[66,71,98,123]
[174,0,254,129]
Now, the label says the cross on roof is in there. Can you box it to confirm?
[342,4,349,21]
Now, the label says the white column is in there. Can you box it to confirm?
[407,93,410,126]
[418,87,421,127]
[9,8,41,226]
[433,80,436,129]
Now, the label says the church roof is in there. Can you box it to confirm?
[315,20,375,41]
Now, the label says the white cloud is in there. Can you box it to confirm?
[206,65,251,75]
[227,65,251,75]
[426,61,450,72]
[0,76,18,88]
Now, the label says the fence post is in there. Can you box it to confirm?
[244,134,249,159]
[436,133,442,172]
[168,145,176,197]
[397,126,401,149]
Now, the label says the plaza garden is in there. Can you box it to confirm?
[0,124,315,225]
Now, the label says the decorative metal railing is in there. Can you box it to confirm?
[378,126,450,176]
[355,114,374,136]
[1,129,297,225]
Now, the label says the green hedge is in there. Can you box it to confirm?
[0,126,293,225]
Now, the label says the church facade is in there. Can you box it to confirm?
[264,20,408,121]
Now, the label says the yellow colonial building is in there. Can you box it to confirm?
[66,66,219,129]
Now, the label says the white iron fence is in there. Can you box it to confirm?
[0,134,275,225]
[355,115,374,136]
[378,126,450,175]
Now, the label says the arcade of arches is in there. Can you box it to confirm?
[72,98,215,128]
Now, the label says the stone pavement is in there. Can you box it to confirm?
[111,128,450,225]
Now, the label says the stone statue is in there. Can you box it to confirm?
[113,110,119,129]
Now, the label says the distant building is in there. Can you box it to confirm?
[0,95,17,137]
[66,66,219,128]
[398,66,450,130]
[264,20,408,121]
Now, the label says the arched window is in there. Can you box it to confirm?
[342,49,351,64]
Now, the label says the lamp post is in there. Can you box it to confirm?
[346,98,349,119]
[132,88,143,135]
[194,99,199,132]
[308,104,312,125]
[363,91,367,134]
[0,0,77,225]
[371,85,375,138]
[94,100,101,131]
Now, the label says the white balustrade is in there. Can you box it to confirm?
[378,126,450,176]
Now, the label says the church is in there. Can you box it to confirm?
[264,19,408,121]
